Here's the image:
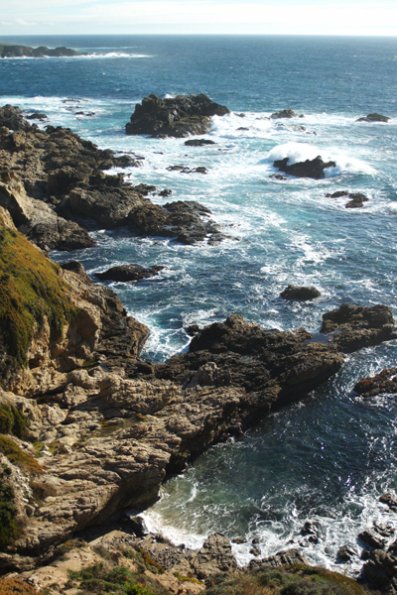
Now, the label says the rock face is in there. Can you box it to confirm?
[125,94,230,137]
[357,113,390,123]
[95,264,164,282]
[0,105,224,246]
[274,156,336,179]
[0,44,78,58]
[320,303,396,352]
[280,285,321,301]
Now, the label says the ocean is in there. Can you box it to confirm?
[1,34,397,574]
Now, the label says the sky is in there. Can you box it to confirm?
[0,0,397,37]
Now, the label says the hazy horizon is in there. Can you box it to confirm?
[1,0,397,37]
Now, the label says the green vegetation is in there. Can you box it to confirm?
[0,435,43,473]
[205,565,368,595]
[0,403,28,438]
[0,463,20,550]
[68,564,169,594]
[0,226,74,377]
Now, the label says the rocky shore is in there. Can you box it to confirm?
[0,102,397,594]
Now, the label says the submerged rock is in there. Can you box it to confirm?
[125,93,230,138]
[95,264,164,282]
[273,155,336,179]
[326,190,369,208]
[184,138,216,146]
[357,113,390,123]
[271,108,302,119]
[280,285,321,301]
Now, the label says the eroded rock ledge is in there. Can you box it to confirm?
[0,105,224,247]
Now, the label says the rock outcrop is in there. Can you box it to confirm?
[354,367,397,397]
[125,94,230,138]
[274,155,336,179]
[0,105,224,246]
[320,303,396,352]
[96,264,164,282]
[270,108,302,119]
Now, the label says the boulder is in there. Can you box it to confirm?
[125,93,230,138]
[356,113,390,123]
[273,155,336,179]
[280,285,321,301]
[95,264,164,283]
[26,112,48,121]
[337,545,358,563]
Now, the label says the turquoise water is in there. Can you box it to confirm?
[1,35,397,572]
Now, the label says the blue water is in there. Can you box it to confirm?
[1,35,397,573]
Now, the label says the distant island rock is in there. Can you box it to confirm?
[0,43,78,58]
[356,113,390,123]
[125,93,230,137]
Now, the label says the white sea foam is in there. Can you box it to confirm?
[266,142,376,177]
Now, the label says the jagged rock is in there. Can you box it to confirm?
[26,112,48,121]
[361,545,397,591]
[326,190,369,208]
[125,93,230,138]
[337,545,358,563]
[358,529,387,550]
[95,264,164,282]
[274,155,336,179]
[158,313,345,406]
[190,534,237,579]
[354,368,397,398]
[249,548,307,570]
[184,139,216,146]
[357,113,390,123]
[166,165,208,174]
[0,171,94,251]
[0,104,33,131]
[280,285,321,301]
[300,520,321,544]
[271,108,302,119]
[321,304,396,353]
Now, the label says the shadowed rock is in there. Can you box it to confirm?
[274,155,336,179]
[95,264,164,283]
[125,93,230,137]
[271,108,302,119]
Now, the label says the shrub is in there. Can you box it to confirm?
[0,465,20,550]
[0,434,43,473]
[0,404,28,438]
